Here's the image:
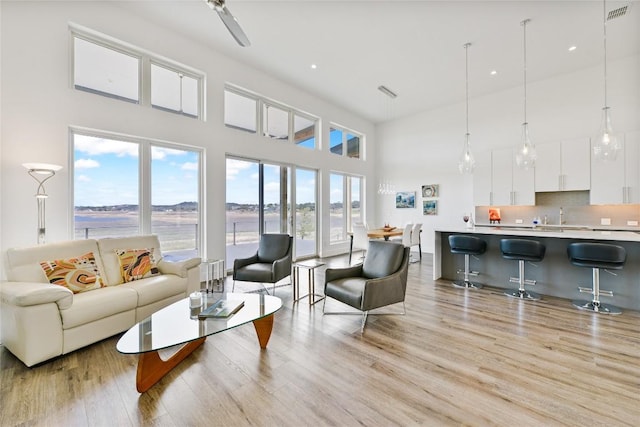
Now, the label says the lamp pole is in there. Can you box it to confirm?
[23,163,62,244]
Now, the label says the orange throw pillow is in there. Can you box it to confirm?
[116,248,160,282]
[40,252,104,293]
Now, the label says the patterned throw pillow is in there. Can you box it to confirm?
[40,252,104,293]
[116,248,160,282]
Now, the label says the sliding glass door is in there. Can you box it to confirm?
[226,157,318,267]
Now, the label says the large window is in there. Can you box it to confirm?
[224,86,318,149]
[71,26,204,119]
[73,131,202,260]
[330,173,364,242]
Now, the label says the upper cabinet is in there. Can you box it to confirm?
[473,147,535,206]
[590,131,640,204]
[535,138,590,192]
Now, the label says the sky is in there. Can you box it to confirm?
[74,134,199,206]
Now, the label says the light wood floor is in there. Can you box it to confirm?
[2,255,639,426]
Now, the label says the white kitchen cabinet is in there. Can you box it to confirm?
[473,150,492,206]
[473,147,535,206]
[535,138,590,192]
[590,132,640,204]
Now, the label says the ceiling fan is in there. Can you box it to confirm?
[205,0,251,47]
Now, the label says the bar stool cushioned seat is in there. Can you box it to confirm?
[567,242,625,315]
[500,239,545,300]
[448,235,487,289]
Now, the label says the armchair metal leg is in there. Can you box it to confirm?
[361,311,368,333]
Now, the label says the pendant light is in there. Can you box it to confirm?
[515,19,536,170]
[593,0,621,161]
[458,42,475,174]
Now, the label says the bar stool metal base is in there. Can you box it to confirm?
[505,289,541,300]
[572,300,622,315]
[452,280,483,289]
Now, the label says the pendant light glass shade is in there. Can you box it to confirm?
[515,122,536,169]
[458,43,474,174]
[593,107,620,160]
[515,19,536,170]
[592,0,621,161]
[459,133,475,174]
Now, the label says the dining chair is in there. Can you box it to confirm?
[350,223,370,264]
[409,223,422,262]
[392,223,413,247]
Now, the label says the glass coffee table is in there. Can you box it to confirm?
[117,293,282,392]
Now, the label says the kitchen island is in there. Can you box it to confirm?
[434,225,640,311]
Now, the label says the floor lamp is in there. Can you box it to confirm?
[23,162,63,244]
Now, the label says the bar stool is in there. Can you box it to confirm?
[448,235,487,289]
[500,239,545,300]
[567,242,625,315]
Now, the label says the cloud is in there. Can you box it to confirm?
[76,174,91,182]
[226,158,253,180]
[152,146,188,160]
[181,162,198,171]
[75,158,100,169]
[74,134,138,157]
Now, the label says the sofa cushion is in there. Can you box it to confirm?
[97,236,162,286]
[115,248,160,282]
[6,240,102,283]
[40,252,104,293]
[59,286,138,329]
[120,274,188,307]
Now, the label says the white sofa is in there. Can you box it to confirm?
[1,235,201,367]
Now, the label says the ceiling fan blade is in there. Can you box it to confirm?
[209,0,251,47]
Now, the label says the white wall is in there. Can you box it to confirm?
[376,53,640,253]
[0,1,377,279]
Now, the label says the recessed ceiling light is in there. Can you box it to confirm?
[310,64,317,69]
[490,70,497,76]
[568,46,577,52]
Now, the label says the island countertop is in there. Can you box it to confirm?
[433,227,640,311]
[436,225,640,243]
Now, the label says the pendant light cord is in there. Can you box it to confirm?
[603,0,608,108]
[464,42,470,135]
[521,19,530,125]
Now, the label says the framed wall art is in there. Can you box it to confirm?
[395,191,416,208]
[423,200,438,215]
[422,184,439,198]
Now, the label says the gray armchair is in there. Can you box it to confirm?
[323,240,410,332]
[233,233,293,294]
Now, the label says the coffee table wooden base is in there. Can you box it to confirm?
[135,314,275,392]
[136,337,206,393]
[253,314,274,349]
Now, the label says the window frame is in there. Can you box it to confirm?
[224,85,319,150]
[329,172,364,244]
[69,23,206,120]
[69,126,205,258]
[329,123,364,160]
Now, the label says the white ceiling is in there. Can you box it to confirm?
[118,0,640,123]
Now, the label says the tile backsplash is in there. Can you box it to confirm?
[475,191,640,228]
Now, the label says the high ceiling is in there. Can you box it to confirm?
[118,0,640,123]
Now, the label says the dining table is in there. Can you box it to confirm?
[348,226,404,263]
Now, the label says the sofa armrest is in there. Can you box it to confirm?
[157,257,201,278]
[0,281,73,310]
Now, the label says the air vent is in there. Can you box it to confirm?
[607,4,630,20]
[378,85,397,99]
